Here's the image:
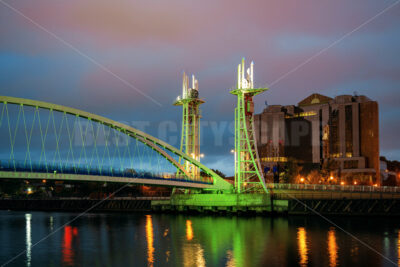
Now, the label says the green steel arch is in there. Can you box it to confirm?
[0,96,232,190]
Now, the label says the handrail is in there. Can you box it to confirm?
[267,183,400,193]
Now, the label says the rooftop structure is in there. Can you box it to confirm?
[254,93,380,185]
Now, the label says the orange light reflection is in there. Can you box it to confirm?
[146,215,155,267]
[186,220,193,241]
[328,228,338,267]
[398,231,400,266]
[297,227,308,267]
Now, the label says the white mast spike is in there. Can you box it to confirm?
[250,61,254,88]
[237,64,241,89]
[241,58,245,88]
[182,72,185,98]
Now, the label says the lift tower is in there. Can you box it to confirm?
[174,73,204,179]
[230,58,268,193]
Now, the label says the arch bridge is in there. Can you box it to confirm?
[0,96,232,191]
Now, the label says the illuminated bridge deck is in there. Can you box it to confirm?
[0,161,213,188]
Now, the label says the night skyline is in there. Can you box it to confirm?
[0,0,399,175]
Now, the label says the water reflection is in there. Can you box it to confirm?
[49,216,54,231]
[183,243,205,267]
[398,230,400,266]
[327,228,338,267]
[186,220,193,241]
[62,226,78,266]
[25,214,32,267]
[145,215,155,267]
[1,212,398,266]
[226,250,235,267]
[297,227,308,267]
[180,218,206,267]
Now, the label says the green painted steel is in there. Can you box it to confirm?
[174,99,203,178]
[174,73,204,179]
[230,58,268,193]
[169,193,271,207]
[0,171,212,188]
[0,96,232,190]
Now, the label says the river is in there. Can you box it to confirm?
[0,211,399,266]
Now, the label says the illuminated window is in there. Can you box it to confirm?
[261,157,288,162]
[285,111,317,119]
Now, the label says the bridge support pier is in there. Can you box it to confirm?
[151,193,289,214]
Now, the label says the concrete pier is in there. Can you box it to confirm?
[151,193,289,214]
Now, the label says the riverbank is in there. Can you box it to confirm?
[2,194,400,216]
[0,197,159,212]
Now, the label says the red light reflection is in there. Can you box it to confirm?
[62,226,78,266]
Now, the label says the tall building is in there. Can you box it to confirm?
[254,93,380,185]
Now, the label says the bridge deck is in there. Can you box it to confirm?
[0,171,212,189]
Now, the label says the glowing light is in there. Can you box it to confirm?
[145,215,155,267]
[186,220,193,241]
[42,179,46,183]
[354,181,357,185]
[330,176,334,180]
[260,156,288,162]
[200,154,204,158]
[300,178,305,183]
[340,182,345,185]
[27,188,32,194]
[183,243,205,267]
[328,228,338,267]
[25,214,32,267]
[373,184,378,187]
[49,216,54,231]
[62,226,78,265]
[297,227,308,267]
[397,230,400,266]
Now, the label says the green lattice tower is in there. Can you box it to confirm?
[230,58,268,193]
[174,72,204,179]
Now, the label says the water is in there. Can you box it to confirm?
[0,211,399,267]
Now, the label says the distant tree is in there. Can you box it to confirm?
[306,170,321,184]
[0,180,23,195]
[284,159,302,183]
[320,159,338,183]
[200,169,226,178]
[212,169,226,178]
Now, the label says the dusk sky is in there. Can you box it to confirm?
[0,0,399,175]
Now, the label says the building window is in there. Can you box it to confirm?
[345,105,353,154]
[330,110,339,156]
[344,160,358,169]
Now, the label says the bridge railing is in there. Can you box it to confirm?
[267,183,400,193]
[0,159,213,185]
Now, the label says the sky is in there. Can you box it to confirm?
[0,0,399,175]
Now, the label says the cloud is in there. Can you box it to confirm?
[0,0,400,164]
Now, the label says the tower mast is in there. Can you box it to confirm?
[174,72,204,179]
[230,58,268,193]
